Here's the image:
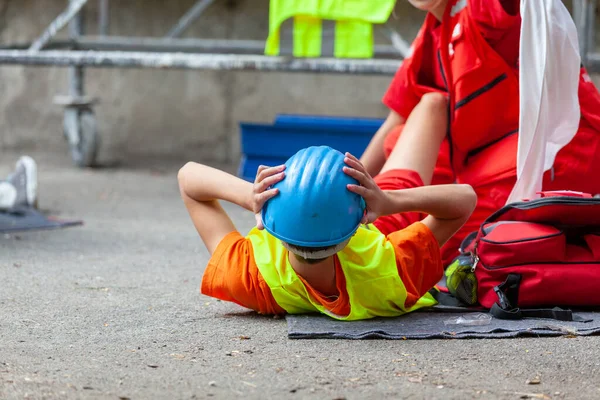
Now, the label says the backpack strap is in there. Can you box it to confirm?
[491,274,591,322]
[428,287,466,307]
[493,273,521,310]
[490,303,584,321]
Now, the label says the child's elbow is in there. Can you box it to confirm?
[177,162,196,192]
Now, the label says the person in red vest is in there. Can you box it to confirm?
[360,0,600,265]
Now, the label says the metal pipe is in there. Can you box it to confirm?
[56,36,401,57]
[587,0,596,58]
[0,50,402,75]
[0,38,402,57]
[98,0,109,36]
[166,0,215,38]
[62,0,87,151]
[29,0,89,52]
[383,26,410,59]
[583,0,592,65]
[575,0,593,65]
[69,0,85,97]
[374,45,401,58]
[584,52,600,72]
[573,0,583,55]
[573,0,582,27]
[79,36,266,54]
[69,60,85,96]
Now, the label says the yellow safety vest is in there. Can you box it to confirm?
[247,225,437,321]
[265,0,396,58]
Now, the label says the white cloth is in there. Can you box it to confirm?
[507,0,581,203]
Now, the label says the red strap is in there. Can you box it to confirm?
[537,191,593,198]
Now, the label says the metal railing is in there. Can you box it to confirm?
[0,0,596,167]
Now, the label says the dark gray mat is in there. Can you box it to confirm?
[0,207,82,233]
[287,308,600,339]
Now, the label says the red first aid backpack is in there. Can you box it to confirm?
[460,191,600,321]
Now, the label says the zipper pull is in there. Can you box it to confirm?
[471,253,479,272]
[470,238,480,272]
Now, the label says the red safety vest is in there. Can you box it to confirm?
[401,0,600,185]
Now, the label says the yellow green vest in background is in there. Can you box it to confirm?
[247,225,437,321]
[265,0,396,58]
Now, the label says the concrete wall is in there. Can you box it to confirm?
[0,0,426,165]
[0,0,596,166]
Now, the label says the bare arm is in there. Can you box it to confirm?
[178,162,285,254]
[359,110,406,177]
[343,153,476,247]
[380,185,477,247]
[179,163,255,208]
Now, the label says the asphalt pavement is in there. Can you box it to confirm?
[1,151,599,400]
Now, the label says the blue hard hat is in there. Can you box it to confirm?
[261,146,366,247]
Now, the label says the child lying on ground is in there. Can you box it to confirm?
[178,94,476,320]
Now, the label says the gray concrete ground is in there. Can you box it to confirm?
[2,150,600,400]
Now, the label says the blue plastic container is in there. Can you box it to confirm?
[238,114,383,182]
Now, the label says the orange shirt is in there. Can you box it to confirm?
[201,222,442,316]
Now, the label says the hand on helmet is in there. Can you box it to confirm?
[343,153,390,224]
[251,164,286,229]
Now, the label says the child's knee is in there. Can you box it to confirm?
[420,92,448,113]
[418,93,448,144]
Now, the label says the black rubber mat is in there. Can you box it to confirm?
[287,308,600,339]
[0,207,82,233]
